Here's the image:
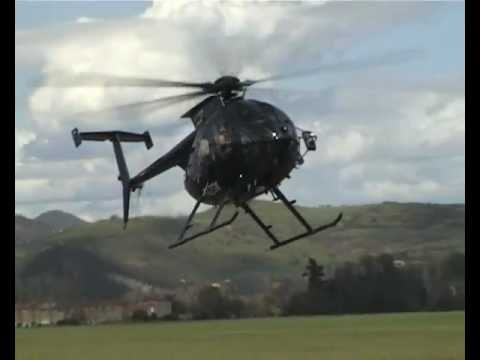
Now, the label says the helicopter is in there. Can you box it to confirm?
[50,64,348,251]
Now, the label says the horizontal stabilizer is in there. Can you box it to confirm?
[72,128,153,149]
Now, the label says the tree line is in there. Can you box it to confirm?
[168,252,464,320]
[16,249,464,322]
[284,253,464,316]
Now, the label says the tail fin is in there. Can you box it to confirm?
[121,179,131,229]
[72,128,153,227]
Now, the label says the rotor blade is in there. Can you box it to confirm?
[72,91,207,118]
[243,49,423,86]
[40,72,211,89]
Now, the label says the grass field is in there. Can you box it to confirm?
[15,311,464,360]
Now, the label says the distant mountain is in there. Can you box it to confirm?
[18,245,128,305]
[16,201,465,303]
[15,214,53,245]
[35,210,87,232]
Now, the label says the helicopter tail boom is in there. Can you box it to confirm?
[71,128,153,227]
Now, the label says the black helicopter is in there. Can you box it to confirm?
[64,71,343,250]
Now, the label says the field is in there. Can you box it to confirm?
[15,311,464,360]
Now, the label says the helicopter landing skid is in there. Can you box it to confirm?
[169,200,239,249]
[242,187,343,250]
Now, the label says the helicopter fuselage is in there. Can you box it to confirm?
[183,96,300,205]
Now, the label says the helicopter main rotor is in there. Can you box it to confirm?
[39,49,420,116]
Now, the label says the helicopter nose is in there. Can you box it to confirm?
[249,138,295,170]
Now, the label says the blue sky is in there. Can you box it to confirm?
[15,1,465,219]
[15,1,149,29]
[357,3,464,79]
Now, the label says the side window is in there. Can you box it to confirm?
[198,139,210,157]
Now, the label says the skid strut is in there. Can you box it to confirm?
[243,186,342,250]
[169,200,239,249]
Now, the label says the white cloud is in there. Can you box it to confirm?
[419,96,465,147]
[24,1,436,134]
[280,78,464,206]
[15,1,463,219]
[324,130,372,163]
[339,163,365,183]
[76,17,96,24]
[15,178,51,204]
[363,180,444,202]
[15,128,36,167]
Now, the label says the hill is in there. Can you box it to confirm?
[15,201,464,302]
[15,214,53,245]
[35,210,87,232]
[15,209,87,245]
[18,245,128,305]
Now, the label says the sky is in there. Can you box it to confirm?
[15,0,465,221]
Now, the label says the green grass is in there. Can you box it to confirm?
[15,311,464,360]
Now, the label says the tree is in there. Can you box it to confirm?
[442,252,465,281]
[427,253,465,311]
[302,258,326,293]
[191,285,247,320]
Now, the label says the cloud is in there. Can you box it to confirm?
[363,180,444,202]
[277,76,464,206]
[15,1,463,219]
[15,128,36,167]
[76,17,97,24]
[313,129,373,164]
[23,1,437,134]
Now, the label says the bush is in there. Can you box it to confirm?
[57,318,82,326]
[131,309,148,322]
[191,285,249,320]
